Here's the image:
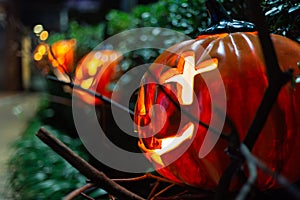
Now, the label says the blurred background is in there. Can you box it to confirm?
[0,0,299,199]
[0,0,158,91]
[0,0,159,199]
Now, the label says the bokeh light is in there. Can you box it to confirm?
[39,30,49,41]
[33,24,43,34]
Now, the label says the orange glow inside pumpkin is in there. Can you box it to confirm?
[74,50,122,105]
[48,39,76,74]
[139,122,195,166]
[135,32,300,190]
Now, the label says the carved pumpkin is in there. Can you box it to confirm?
[48,39,76,74]
[134,1,300,190]
[74,50,122,105]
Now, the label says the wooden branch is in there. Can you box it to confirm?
[236,144,257,200]
[243,0,293,151]
[150,183,175,200]
[80,192,95,200]
[240,144,300,199]
[47,75,134,115]
[36,127,145,200]
[64,183,95,200]
[113,173,178,184]
[148,181,160,199]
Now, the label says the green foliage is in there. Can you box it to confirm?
[262,0,300,42]
[106,10,138,36]
[218,0,300,42]
[107,0,209,37]
[46,0,299,69]
[68,21,105,60]
[48,21,105,62]
[8,101,90,200]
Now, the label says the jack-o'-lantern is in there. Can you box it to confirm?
[48,39,76,74]
[74,50,122,105]
[134,0,300,190]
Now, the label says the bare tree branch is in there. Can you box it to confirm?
[47,75,135,115]
[236,144,257,200]
[150,183,175,200]
[64,183,95,200]
[148,181,160,199]
[243,0,293,151]
[113,173,178,184]
[240,144,300,199]
[36,127,145,200]
[80,192,96,200]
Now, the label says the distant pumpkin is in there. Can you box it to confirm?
[134,0,300,190]
[48,39,76,74]
[74,50,122,105]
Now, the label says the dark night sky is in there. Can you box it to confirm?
[15,0,158,31]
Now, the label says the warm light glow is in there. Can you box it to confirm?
[87,59,101,76]
[33,43,49,61]
[33,52,43,61]
[48,39,76,73]
[101,55,108,62]
[57,57,65,65]
[165,52,218,105]
[37,44,47,55]
[74,50,122,105]
[51,60,59,67]
[39,30,49,41]
[156,123,194,154]
[81,78,94,89]
[33,24,43,34]
[148,123,195,166]
[137,85,146,115]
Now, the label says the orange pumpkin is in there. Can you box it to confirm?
[134,1,300,191]
[48,39,76,74]
[74,50,122,105]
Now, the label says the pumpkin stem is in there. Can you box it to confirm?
[200,0,256,35]
[205,0,232,25]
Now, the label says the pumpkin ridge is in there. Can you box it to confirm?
[134,0,300,191]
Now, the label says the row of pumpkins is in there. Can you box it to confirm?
[34,0,300,192]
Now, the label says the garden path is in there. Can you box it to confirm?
[0,92,40,199]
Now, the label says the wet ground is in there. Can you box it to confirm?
[0,92,40,199]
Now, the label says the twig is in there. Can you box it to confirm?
[147,181,160,200]
[80,192,95,200]
[47,75,134,115]
[108,195,116,200]
[240,144,300,199]
[243,0,293,152]
[150,183,176,200]
[48,74,230,141]
[36,127,145,200]
[64,183,95,200]
[215,0,293,198]
[236,144,257,200]
[113,173,178,184]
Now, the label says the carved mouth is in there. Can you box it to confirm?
[138,122,194,166]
